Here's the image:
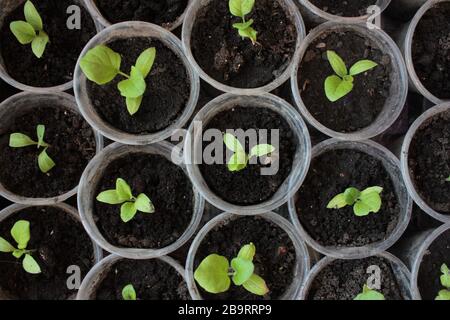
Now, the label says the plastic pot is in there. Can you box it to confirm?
[291,22,408,141]
[299,251,412,300]
[181,0,305,94]
[0,91,103,205]
[184,93,311,215]
[288,138,412,259]
[76,254,187,300]
[0,0,100,93]
[185,211,310,300]
[0,202,103,300]
[399,103,450,223]
[74,21,200,145]
[77,141,205,259]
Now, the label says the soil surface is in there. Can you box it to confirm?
[298,31,392,133]
[309,0,377,17]
[191,0,297,88]
[94,0,188,29]
[0,106,96,198]
[408,110,450,214]
[0,0,96,87]
[412,2,450,100]
[195,216,296,300]
[308,256,405,300]
[87,37,190,134]
[199,106,297,205]
[94,152,194,248]
[95,259,190,300]
[417,229,450,300]
[295,149,400,247]
[0,206,95,300]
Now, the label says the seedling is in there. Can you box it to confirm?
[9,124,55,173]
[223,133,275,172]
[194,243,269,296]
[9,1,49,58]
[327,186,383,217]
[324,50,378,102]
[80,45,156,115]
[0,220,41,274]
[122,284,137,300]
[354,284,385,300]
[229,0,257,44]
[96,178,155,223]
[435,263,450,300]
[446,176,450,182]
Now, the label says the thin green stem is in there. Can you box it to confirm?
[118,71,130,79]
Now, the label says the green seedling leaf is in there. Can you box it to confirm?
[96,190,123,205]
[353,201,371,217]
[194,254,231,294]
[9,133,36,148]
[249,144,275,158]
[228,152,248,172]
[238,27,257,43]
[11,220,30,250]
[135,193,155,213]
[440,264,450,288]
[31,30,49,59]
[38,148,55,173]
[232,19,254,30]
[126,96,143,116]
[242,274,269,296]
[120,202,137,223]
[229,0,255,17]
[344,187,361,205]
[327,193,347,209]
[80,45,122,85]
[436,289,450,300]
[0,237,15,253]
[446,176,450,182]
[354,285,385,300]
[116,178,132,200]
[237,243,256,261]
[327,51,347,78]
[349,60,378,76]
[360,186,383,196]
[10,21,35,44]
[231,257,254,286]
[135,47,156,78]
[24,0,43,31]
[325,75,354,102]
[23,253,41,274]
[122,284,137,300]
[118,66,146,98]
[358,191,382,213]
[36,124,47,148]
[224,133,245,154]
[328,186,383,217]
[13,249,26,258]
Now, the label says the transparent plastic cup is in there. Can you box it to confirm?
[76,254,187,300]
[288,138,412,259]
[181,0,306,94]
[399,102,450,223]
[298,251,412,300]
[0,202,103,300]
[0,91,103,205]
[290,22,408,141]
[77,140,205,259]
[396,0,450,105]
[184,93,312,215]
[74,21,200,145]
[185,211,310,300]
[0,0,100,93]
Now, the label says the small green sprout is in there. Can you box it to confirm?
[435,263,450,300]
[80,45,156,115]
[9,124,55,173]
[9,1,49,58]
[324,50,378,102]
[0,220,41,274]
[194,243,269,296]
[223,133,275,172]
[229,0,257,44]
[96,178,155,223]
[354,284,385,300]
[445,176,450,182]
[327,186,383,217]
[122,284,137,300]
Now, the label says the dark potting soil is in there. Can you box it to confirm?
[195,216,296,300]
[199,106,297,205]
[412,2,450,100]
[0,206,95,300]
[307,256,405,300]
[408,110,450,214]
[0,0,96,87]
[309,0,377,17]
[94,0,188,29]
[295,149,399,247]
[95,259,190,300]
[417,229,450,300]
[87,37,190,134]
[94,153,194,248]
[191,0,297,88]
[0,106,96,198]
[298,31,392,133]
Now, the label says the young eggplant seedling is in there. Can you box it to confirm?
[9,124,55,173]
[122,284,137,300]
[80,45,156,115]
[223,133,275,172]
[325,50,378,102]
[0,220,41,274]
[229,0,258,44]
[194,243,269,296]
[10,0,49,58]
[435,263,450,300]
[354,284,385,300]
[327,186,383,217]
[96,178,155,223]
